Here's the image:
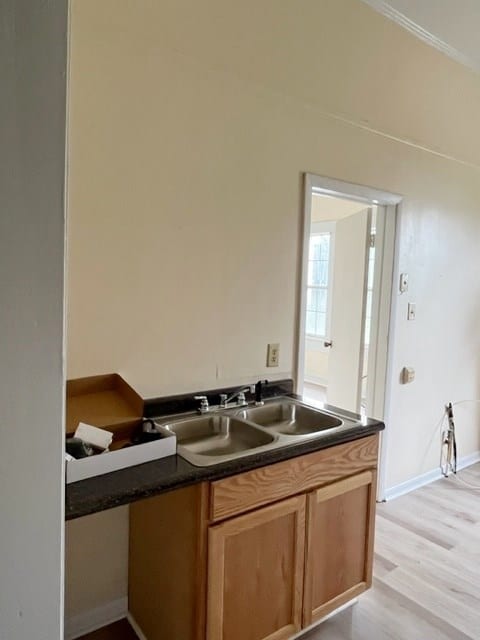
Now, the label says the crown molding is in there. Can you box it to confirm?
[362,0,478,73]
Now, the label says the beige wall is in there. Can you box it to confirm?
[65,507,129,623]
[66,0,480,619]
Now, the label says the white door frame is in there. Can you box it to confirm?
[296,173,402,500]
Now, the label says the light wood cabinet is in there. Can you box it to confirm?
[207,495,306,640]
[303,470,377,626]
[129,434,379,640]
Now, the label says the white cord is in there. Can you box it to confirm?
[450,400,480,406]
[448,473,480,491]
[421,410,449,469]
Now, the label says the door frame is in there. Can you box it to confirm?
[296,173,402,500]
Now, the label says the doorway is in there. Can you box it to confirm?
[296,174,401,497]
[302,196,376,413]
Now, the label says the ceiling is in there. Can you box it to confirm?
[362,0,480,74]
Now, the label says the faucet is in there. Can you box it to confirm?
[219,385,254,409]
[254,379,269,406]
[194,380,269,414]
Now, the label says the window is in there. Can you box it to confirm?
[306,230,332,339]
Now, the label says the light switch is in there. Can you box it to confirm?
[400,273,409,293]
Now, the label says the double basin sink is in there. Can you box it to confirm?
[156,397,362,467]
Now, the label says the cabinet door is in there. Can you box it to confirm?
[207,495,306,640]
[303,470,377,626]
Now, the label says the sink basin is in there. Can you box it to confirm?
[162,414,275,465]
[237,400,343,436]
[158,398,359,467]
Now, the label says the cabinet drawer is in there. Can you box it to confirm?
[210,434,379,522]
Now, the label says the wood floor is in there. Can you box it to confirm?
[77,619,137,640]
[78,464,480,640]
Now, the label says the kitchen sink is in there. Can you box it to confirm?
[161,414,275,465]
[237,400,342,436]
[158,397,361,467]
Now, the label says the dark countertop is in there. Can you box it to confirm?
[66,390,384,520]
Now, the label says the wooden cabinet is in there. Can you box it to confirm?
[303,470,377,626]
[129,434,379,640]
[207,495,306,640]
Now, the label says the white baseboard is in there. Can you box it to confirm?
[127,613,147,640]
[304,377,328,388]
[65,596,128,640]
[384,451,480,501]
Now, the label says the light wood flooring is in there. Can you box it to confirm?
[78,464,480,640]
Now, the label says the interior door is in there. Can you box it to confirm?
[325,208,371,412]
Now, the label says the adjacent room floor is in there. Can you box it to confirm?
[79,464,480,640]
[303,382,327,406]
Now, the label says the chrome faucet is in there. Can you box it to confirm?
[194,381,268,414]
[219,385,254,409]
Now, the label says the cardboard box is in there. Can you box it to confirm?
[65,374,176,484]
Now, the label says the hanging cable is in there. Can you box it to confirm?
[440,402,457,477]
[438,400,480,489]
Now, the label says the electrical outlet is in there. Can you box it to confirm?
[407,303,416,321]
[267,343,280,367]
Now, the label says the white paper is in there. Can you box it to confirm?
[74,422,113,450]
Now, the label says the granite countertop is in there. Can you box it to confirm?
[65,384,384,520]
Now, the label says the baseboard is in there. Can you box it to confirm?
[64,596,128,640]
[127,613,148,640]
[304,377,328,388]
[384,451,480,501]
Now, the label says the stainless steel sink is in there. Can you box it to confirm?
[157,397,362,467]
[237,400,342,436]
[161,414,275,465]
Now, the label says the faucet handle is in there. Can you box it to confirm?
[237,392,247,406]
[219,393,228,408]
[254,379,269,406]
[194,395,209,413]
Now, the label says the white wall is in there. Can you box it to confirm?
[0,2,68,639]
[65,507,129,636]
[66,0,480,620]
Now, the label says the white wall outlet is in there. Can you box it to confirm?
[267,343,280,367]
[400,273,409,293]
[407,302,416,320]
